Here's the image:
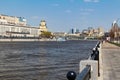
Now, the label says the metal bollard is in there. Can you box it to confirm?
[93,48,96,54]
[95,47,100,76]
[66,71,76,80]
[91,48,96,58]
[97,44,100,48]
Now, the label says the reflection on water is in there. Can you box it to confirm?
[0,40,97,80]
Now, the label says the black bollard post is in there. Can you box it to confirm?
[94,47,100,76]
[66,71,76,80]
[91,48,96,59]
[93,48,96,54]
[97,44,100,48]
[94,47,98,60]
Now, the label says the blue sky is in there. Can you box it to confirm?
[0,0,120,32]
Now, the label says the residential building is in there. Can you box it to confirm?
[0,14,50,38]
[81,27,104,38]
[0,24,40,38]
[0,14,27,26]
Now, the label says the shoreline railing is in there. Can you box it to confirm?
[66,41,101,80]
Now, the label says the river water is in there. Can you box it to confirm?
[0,40,97,80]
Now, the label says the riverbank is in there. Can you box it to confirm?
[0,38,57,42]
[0,38,99,42]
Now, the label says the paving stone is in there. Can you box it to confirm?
[101,42,120,80]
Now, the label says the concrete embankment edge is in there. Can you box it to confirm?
[0,39,56,42]
[98,43,103,80]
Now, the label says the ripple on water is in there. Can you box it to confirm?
[0,41,97,80]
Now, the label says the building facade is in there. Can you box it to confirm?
[81,27,104,38]
[39,20,48,32]
[0,14,50,38]
[0,14,27,26]
[0,24,40,38]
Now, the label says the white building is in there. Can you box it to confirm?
[0,14,49,39]
[0,24,40,38]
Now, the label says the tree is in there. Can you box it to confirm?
[40,31,53,38]
[109,29,114,39]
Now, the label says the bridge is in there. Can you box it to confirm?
[53,32,85,40]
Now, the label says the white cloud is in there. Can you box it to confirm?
[65,10,72,13]
[80,8,94,12]
[94,0,99,2]
[84,0,100,3]
[69,0,74,2]
[80,8,94,15]
[31,16,39,19]
[80,12,90,15]
[51,3,59,7]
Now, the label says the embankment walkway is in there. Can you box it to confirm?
[101,42,120,80]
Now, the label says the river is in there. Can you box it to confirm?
[0,40,97,80]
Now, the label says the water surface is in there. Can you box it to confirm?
[0,40,97,80]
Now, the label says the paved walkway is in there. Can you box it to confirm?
[101,42,120,80]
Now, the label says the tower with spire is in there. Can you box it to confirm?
[39,20,48,32]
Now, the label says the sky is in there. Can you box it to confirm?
[0,0,120,32]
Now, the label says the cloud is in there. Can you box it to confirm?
[65,10,72,13]
[69,0,75,2]
[51,3,59,7]
[83,0,100,3]
[80,12,90,15]
[80,8,94,12]
[80,8,94,16]
[31,16,39,19]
